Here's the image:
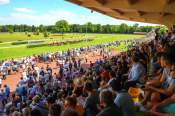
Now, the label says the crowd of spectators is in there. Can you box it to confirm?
[0,30,175,116]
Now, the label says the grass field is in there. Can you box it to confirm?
[0,33,89,42]
[0,33,144,60]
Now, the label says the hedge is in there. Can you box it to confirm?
[12,40,45,45]
[26,38,94,48]
[26,43,48,48]
[28,40,44,44]
[11,41,28,45]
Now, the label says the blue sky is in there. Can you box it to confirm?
[0,0,157,26]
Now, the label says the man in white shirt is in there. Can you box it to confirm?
[126,56,146,90]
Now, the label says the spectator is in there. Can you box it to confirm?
[144,53,175,109]
[97,89,123,116]
[125,56,146,89]
[49,103,62,116]
[84,81,99,116]
[22,107,30,116]
[62,108,78,116]
[64,96,84,116]
[31,109,42,116]
[109,79,135,116]
[12,111,21,116]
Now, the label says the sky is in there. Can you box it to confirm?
[0,0,158,26]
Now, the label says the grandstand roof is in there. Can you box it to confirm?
[67,0,175,28]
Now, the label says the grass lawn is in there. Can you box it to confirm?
[0,33,144,60]
[0,33,93,42]
[0,32,44,42]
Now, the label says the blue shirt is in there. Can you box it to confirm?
[5,86,10,97]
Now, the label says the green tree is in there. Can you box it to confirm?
[31,25,37,32]
[133,23,139,32]
[96,24,102,33]
[7,25,14,33]
[159,26,168,35]
[55,20,69,33]
[119,23,128,33]
[39,25,45,33]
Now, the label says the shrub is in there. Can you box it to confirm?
[28,34,31,37]
[43,31,49,37]
[25,31,28,35]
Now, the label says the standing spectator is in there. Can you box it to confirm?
[33,69,38,82]
[4,85,10,100]
[0,89,5,108]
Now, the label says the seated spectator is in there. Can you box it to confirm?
[83,81,99,116]
[22,107,30,116]
[150,93,175,115]
[62,108,78,116]
[109,79,135,116]
[125,56,146,90]
[64,96,84,116]
[144,52,175,109]
[30,109,42,116]
[49,103,62,116]
[97,89,123,116]
[151,52,163,77]
[30,95,49,116]
[12,111,21,116]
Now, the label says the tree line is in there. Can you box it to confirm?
[0,20,167,34]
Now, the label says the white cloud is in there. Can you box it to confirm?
[15,8,34,13]
[0,0,10,5]
[0,10,158,26]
